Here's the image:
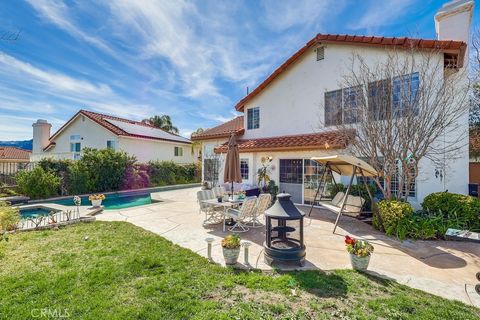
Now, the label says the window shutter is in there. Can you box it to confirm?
[316,47,325,61]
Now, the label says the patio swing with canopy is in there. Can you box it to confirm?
[307,155,379,233]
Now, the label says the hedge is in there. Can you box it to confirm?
[16,149,200,199]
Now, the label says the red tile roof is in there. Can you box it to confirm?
[0,146,31,161]
[191,116,244,141]
[235,33,467,111]
[214,130,353,153]
[48,110,191,147]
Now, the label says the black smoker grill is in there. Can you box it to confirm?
[264,193,306,266]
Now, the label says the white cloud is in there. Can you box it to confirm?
[26,0,115,55]
[0,52,111,95]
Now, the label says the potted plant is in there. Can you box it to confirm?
[344,235,374,271]
[88,194,105,207]
[221,234,241,265]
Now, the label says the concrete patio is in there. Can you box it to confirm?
[96,186,480,307]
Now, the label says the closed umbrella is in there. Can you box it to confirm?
[224,134,242,197]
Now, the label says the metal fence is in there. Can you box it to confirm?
[0,162,34,186]
[17,209,81,231]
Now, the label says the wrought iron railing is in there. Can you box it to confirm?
[17,209,81,231]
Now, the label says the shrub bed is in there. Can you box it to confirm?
[422,192,480,231]
[16,148,200,199]
[375,200,414,233]
[377,192,480,241]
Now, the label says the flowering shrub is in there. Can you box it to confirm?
[344,235,374,257]
[88,194,105,201]
[375,200,414,232]
[221,234,241,249]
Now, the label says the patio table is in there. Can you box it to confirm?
[201,199,243,232]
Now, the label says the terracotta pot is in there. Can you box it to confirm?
[349,254,371,271]
[91,199,102,207]
[222,247,240,265]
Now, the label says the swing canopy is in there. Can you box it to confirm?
[311,155,378,177]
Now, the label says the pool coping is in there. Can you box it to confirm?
[17,203,103,217]
[28,183,201,204]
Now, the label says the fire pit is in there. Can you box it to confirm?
[264,193,305,266]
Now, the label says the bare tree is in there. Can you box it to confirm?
[0,30,20,42]
[329,47,471,201]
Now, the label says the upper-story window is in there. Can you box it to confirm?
[174,146,183,157]
[324,90,342,126]
[247,107,260,130]
[392,72,419,116]
[325,72,419,126]
[107,140,116,150]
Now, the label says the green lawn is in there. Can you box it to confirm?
[0,222,478,319]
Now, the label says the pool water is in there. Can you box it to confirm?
[20,208,56,218]
[51,194,158,210]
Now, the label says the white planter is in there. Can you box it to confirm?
[222,247,240,265]
[349,254,371,271]
[91,199,102,207]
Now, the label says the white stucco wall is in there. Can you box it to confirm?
[118,136,193,164]
[33,114,193,164]
[37,114,118,160]
[238,42,470,205]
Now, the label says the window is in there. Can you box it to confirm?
[324,90,342,126]
[279,159,303,184]
[343,86,362,124]
[240,159,249,180]
[392,72,419,116]
[203,145,214,157]
[391,164,416,198]
[316,47,325,61]
[70,142,81,152]
[204,158,220,185]
[70,135,81,141]
[368,79,391,120]
[174,146,183,157]
[247,107,260,130]
[107,140,116,150]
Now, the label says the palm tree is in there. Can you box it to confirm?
[142,115,179,134]
[190,128,204,156]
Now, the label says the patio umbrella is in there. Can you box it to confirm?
[223,134,242,195]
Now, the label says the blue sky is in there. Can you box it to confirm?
[0,0,478,140]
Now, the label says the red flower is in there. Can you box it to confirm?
[344,235,356,246]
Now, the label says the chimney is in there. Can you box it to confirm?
[32,119,51,153]
[435,0,474,43]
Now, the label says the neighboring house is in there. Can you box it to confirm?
[194,0,472,207]
[31,110,193,164]
[0,147,31,185]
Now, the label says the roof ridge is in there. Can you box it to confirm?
[234,33,466,111]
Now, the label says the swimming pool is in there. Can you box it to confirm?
[49,193,160,210]
[20,207,59,218]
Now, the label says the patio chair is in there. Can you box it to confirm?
[246,193,271,228]
[197,190,222,224]
[224,197,257,232]
[212,186,225,199]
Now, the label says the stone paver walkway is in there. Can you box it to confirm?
[97,187,480,307]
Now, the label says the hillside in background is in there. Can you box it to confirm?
[0,139,33,150]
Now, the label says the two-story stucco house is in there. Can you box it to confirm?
[31,110,194,164]
[193,0,473,208]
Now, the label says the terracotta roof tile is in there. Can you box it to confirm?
[0,146,31,160]
[49,110,190,146]
[235,33,467,111]
[191,116,244,141]
[214,130,353,153]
